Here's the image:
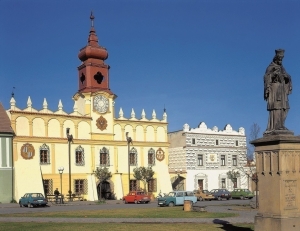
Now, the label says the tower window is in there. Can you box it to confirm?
[236,140,239,146]
[192,138,195,144]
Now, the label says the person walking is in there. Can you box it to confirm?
[54,188,60,204]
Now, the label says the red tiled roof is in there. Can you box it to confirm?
[0,102,14,134]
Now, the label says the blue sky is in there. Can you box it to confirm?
[1,0,300,139]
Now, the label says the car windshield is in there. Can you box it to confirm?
[168,192,176,197]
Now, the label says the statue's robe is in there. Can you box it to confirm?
[264,62,292,132]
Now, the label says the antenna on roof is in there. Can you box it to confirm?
[163,104,166,112]
[11,87,15,98]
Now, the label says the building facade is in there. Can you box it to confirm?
[6,14,172,201]
[168,122,248,192]
[0,103,14,203]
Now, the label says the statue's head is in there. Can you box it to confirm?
[273,49,285,65]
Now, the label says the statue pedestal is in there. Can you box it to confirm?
[251,134,300,231]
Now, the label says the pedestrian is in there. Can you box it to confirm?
[54,188,60,204]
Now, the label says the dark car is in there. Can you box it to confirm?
[19,193,48,207]
[210,189,231,200]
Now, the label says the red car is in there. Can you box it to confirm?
[123,191,151,204]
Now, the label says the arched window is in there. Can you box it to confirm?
[75,146,85,166]
[100,147,110,166]
[148,148,155,166]
[130,147,137,166]
[40,144,50,164]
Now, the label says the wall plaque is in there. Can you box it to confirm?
[284,180,297,210]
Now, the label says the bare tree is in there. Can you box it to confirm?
[247,123,261,160]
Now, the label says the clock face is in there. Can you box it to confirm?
[94,95,109,113]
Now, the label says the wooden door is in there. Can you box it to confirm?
[198,179,203,190]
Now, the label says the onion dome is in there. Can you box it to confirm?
[78,12,108,61]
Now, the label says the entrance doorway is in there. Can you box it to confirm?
[97,181,111,199]
[198,179,203,190]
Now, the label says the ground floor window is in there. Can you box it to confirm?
[130,180,139,191]
[221,178,226,188]
[43,179,53,195]
[74,179,88,195]
[147,179,157,192]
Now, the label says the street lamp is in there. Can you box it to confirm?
[66,128,73,201]
[58,166,64,204]
[126,132,133,194]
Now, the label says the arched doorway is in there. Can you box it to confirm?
[97,181,111,199]
[171,176,185,191]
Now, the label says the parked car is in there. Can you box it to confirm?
[230,189,254,199]
[157,191,197,207]
[210,189,231,200]
[193,189,215,201]
[123,191,151,204]
[19,193,48,208]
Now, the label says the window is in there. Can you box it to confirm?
[39,144,50,164]
[221,155,226,166]
[130,180,138,191]
[233,178,237,188]
[198,154,203,166]
[236,140,239,146]
[100,147,110,166]
[129,147,137,166]
[232,155,237,166]
[75,145,85,166]
[216,140,219,145]
[192,138,195,144]
[221,178,226,188]
[74,179,88,194]
[43,179,53,195]
[147,179,157,192]
[148,148,155,166]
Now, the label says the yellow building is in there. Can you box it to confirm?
[7,14,172,201]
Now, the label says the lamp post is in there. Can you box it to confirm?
[126,132,132,194]
[66,128,73,201]
[58,166,64,204]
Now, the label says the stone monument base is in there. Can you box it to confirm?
[251,134,300,231]
[255,214,300,231]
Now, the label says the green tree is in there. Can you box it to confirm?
[133,166,154,192]
[226,170,240,187]
[94,167,112,200]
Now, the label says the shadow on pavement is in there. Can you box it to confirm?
[213,219,253,231]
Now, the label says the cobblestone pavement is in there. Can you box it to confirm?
[0,200,256,224]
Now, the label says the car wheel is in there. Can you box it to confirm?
[27,203,32,208]
[218,196,221,201]
[19,202,23,208]
[134,200,138,204]
[240,196,244,200]
[124,200,128,204]
[168,202,174,207]
[145,201,149,204]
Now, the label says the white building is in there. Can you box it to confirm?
[168,122,248,192]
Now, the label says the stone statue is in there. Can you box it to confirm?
[264,49,292,135]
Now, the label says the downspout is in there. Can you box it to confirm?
[11,135,14,202]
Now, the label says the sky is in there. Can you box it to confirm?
[1,0,300,141]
